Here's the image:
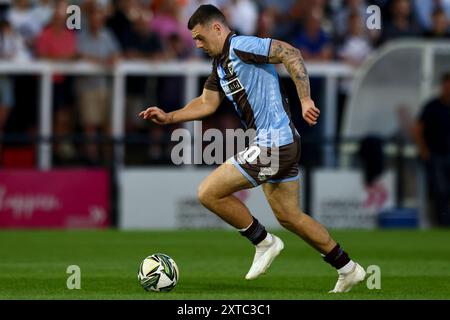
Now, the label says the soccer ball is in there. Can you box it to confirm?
[137,253,179,292]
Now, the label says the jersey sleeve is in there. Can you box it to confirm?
[204,61,221,92]
[232,36,272,64]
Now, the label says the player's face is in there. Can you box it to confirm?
[191,23,221,57]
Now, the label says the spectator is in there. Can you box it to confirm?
[291,11,333,61]
[124,11,164,133]
[76,7,121,165]
[255,6,278,38]
[289,0,328,25]
[254,4,287,41]
[33,0,55,29]
[226,0,258,35]
[413,72,450,226]
[258,0,295,14]
[413,0,450,32]
[35,1,76,61]
[107,0,138,50]
[423,7,450,39]
[0,18,30,61]
[8,0,43,47]
[149,0,194,55]
[124,11,164,59]
[380,0,421,44]
[333,0,369,39]
[337,11,373,67]
[370,0,390,9]
[166,32,192,60]
[358,135,388,212]
[0,18,30,156]
[149,0,192,127]
[336,11,373,134]
[358,135,385,187]
[35,0,77,163]
[77,0,113,30]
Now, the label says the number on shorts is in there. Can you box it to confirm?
[243,146,261,163]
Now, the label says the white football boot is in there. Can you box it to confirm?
[329,263,366,293]
[245,234,284,280]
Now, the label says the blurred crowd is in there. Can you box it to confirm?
[0,0,449,64]
[0,0,449,167]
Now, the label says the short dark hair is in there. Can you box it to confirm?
[442,72,450,84]
[187,4,228,30]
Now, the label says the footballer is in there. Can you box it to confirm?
[140,5,366,293]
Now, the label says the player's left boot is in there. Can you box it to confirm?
[245,234,284,280]
[329,263,366,293]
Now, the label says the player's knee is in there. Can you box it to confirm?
[197,182,213,207]
[276,211,304,229]
[276,214,294,228]
[274,210,291,225]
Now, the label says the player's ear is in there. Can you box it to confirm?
[212,22,221,33]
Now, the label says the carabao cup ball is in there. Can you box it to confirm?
[137,253,179,292]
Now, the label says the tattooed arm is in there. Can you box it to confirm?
[269,39,320,126]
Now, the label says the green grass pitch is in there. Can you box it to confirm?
[1,229,450,299]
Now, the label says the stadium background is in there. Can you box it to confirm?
[1,0,450,299]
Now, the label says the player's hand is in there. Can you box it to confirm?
[139,106,172,125]
[301,98,320,126]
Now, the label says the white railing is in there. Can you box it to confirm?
[0,60,354,169]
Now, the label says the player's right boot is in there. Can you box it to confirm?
[328,263,366,293]
[245,234,284,280]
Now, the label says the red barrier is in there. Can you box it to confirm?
[0,169,110,228]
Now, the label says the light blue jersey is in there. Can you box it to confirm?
[204,32,299,147]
